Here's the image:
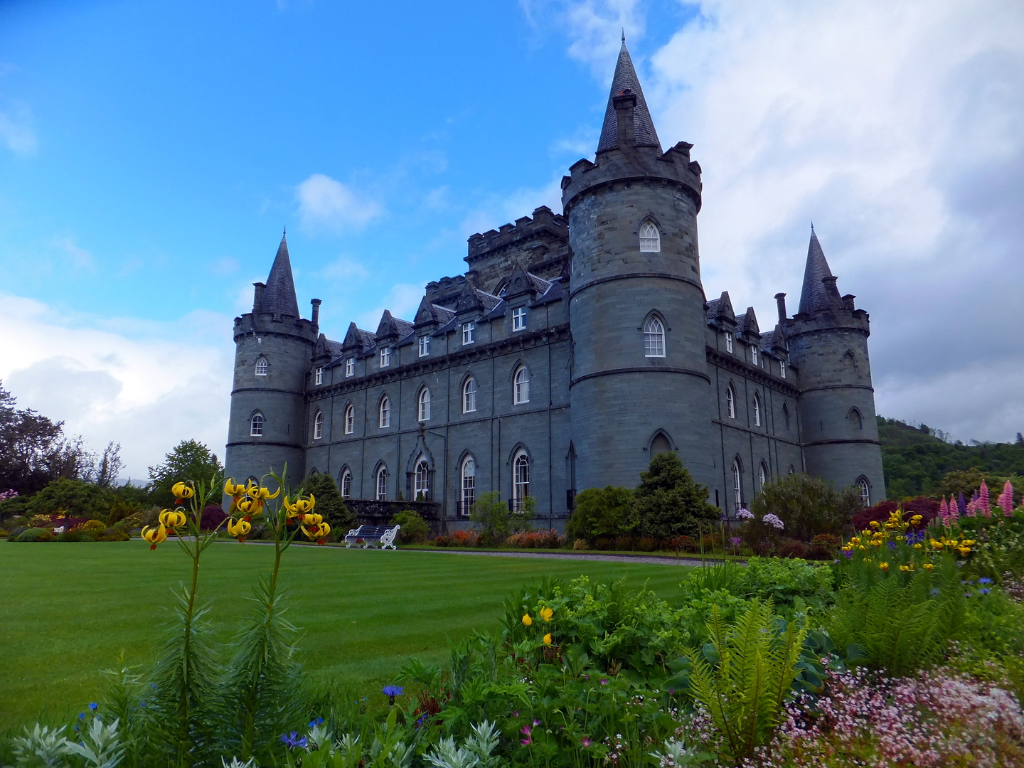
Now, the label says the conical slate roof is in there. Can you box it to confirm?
[261,234,300,318]
[797,229,834,315]
[596,41,661,153]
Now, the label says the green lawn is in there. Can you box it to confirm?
[0,542,690,730]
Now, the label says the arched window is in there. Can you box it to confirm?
[639,221,661,252]
[254,356,268,376]
[313,411,324,440]
[340,468,352,499]
[460,456,476,516]
[651,433,671,455]
[513,450,530,511]
[414,457,430,500]
[857,477,871,506]
[462,377,477,413]
[753,394,762,427]
[787,465,796,475]
[375,465,388,501]
[644,316,666,358]
[379,396,390,428]
[250,412,264,437]
[731,459,742,510]
[849,408,863,430]
[759,462,768,489]
[418,387,431,422]
[726,385,736,419]
[514,366,530,405]
[344,403,355,434]
[782,403,791,430]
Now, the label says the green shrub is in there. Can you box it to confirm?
[565,486,633,543]
[739,557,834,615]
[97,528,130,542]
[17,527,54,542]
[299,473,355,531]
[630,452,719,539]
[7,526,26,541]
[57,530,88,542]
[27,478,114,519]
[749,473,861,542]
[391,509,430,543]
[470,491,533,545]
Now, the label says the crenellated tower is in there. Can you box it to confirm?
[224,233,319,493]
[561,40,716,493]
[784,229,885,503]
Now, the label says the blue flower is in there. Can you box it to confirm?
[980,588,991,595]
[930,588,941,596]
[979,577,993,584]
[139,701,147,708]
[89,702,98,712]
[382,685,404,704]
[887,541,896,549]
[280,732,308,749]
[308,717,324,728]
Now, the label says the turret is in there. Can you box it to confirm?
[224,233,318,495]
[561,39,716,494]
[785,228,885,504]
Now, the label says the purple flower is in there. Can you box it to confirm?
[762,513,785,530]
[980,588,991,595]
[736,508,754,520]
[729,536,742,547]
[533,719,540,727]
[581,737,593,747]
[979,577,993,584]
[382,685,404,705]
[280,732,308,749]
[600,678,609,685]
[520,726,532,745]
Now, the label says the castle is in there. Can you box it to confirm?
[224,42,885,527]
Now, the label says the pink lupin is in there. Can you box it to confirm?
[939,496,950,525]
[949,495,959,524]
[980,480,991,517]
[999,481,1015,516]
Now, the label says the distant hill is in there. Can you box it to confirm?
[878,417,1024,499]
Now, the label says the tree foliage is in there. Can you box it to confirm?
[470,491,533,545]
[27,478,115,519]
[630,452,718,539]
[148,440,224,507]
[299,473,354,532]
[750,473,861,541]
[565,486,633,543]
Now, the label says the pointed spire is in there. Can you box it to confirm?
[797,227,835,315]
[261,232,300,318]
[596,40,661,153]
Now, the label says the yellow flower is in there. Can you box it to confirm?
[224,478,247,496]
[236,497,257,515]
[171,482,194,500]
[284,494,316,519]
[540,606,554,622]
[543,633,552,646]
[961,539,976,546]
[849,537,861,545]
[301,521,331,544]
[302,512,323,526]
[911,515,923,524]
[159,509,187,529]
[869,521,880,528]
[858,545,867,551]
[957,547,972,557]
[254,485,279,500]
[913,543,923,550]
[899,564,913,572]
[244,479,261,498]
[879,562,889,571]
[930,540,944,550]
[142,524,168,550]
[227,518,251,540]
[522,614,533,627]
[923,563,934,572]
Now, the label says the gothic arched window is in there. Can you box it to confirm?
[418,387,431,422]
[644,316,666,358]
[340,468,352,499]
[460,455,476,516]
[313,411,324,440]
[514,366,530,405]
[375,465,388,501]
[731,459,742,510]
[857,476,871,506]
[849,408,863,430]
[726,385,736,419]
[639,221,660,252]
[782,403,791,430]
[759,461,769,490]
[753,393,762,427]
[344,403,355,434]
[255,356,268,376]
[250,412,264,437]
[414,457,430,500]
[513,450,530,511]
[462,376,477,413]
[379,396,390,429]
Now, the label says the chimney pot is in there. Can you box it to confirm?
[774,293,787,323]
[311,298,322,326]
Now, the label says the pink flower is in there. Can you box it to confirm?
[600,679,609,685]
[939,496,949,525]
[581,737,593,747]
[520,726,531,746]
[980,480,991,517]
[999,481,1015,516]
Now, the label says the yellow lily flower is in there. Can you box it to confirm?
[171,482,194,499]
[879,562,889,571]
[913,543,923,550]
[543,633,552,645]
[899,564,913,572]
[142,525,168,550]
[227,518,252,540]
[254,486,279,500]
[302,512,323,526]
[869,521,880,528]
[224,478,247,496]
[957,547,972,557]
[159,509,187,529]
[522,614,533,627]
[236,497,258,515]
[540,606,554,622]
[301,521,331,545]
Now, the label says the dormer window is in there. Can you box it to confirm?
[725,333,733,353]
[639,221,660,253]
[512,307,527,332]
[780,360,786,379]
[462,322,476,345]
[345,358,354,377]
[255,356,268,376]
[315,367,323,385]
[418,336,430,357]
[380,347,391,368]
[751,346,758,366]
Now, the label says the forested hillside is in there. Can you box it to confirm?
[879,416,1024,499]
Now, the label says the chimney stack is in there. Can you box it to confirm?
[311,298,322,327]
[774,293,787,323]
[253,282,266,313]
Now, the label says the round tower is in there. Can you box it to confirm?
[561,41,716,493]
[224,233,318,494]
[784,230,886,504]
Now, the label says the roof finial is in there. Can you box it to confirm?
[810,221,815,234]
[621,27,625,43]
[283,224,287,236]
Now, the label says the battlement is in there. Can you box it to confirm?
[463,206,569,293]
[466,206,567,261]
[560,141,702,214]
[425,275,473,308]
[233,311,319,343]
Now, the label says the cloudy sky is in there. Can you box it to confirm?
[1,0,1022,480]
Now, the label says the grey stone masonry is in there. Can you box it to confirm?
[223,41,886,529]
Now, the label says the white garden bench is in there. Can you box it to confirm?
[344,524,400,550]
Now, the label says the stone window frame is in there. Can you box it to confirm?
[725,333,734,354]
[779,360,786,379]
[753,392,762,427]
[379,395,391,429]
[249,411,264,437]
[758,461,769,490]
[512,307,527,332]
[731,457,743,510]
[638,218,661,253]
[255,356,269,376]
[511,446,531,511]
[462,374,477,414]
[643,313,666,358]
[751,344,759,366]
[380,347,391,368]
[417,386,431,422]
[345,358,355,377]
[418,335,431,357]
[726,383,737,419]
[413,455,431,500]
[462,321,476,345]
[313,410,324,440]
[459,453,476,516]
[857,476,871,506]
[513,363,530,405]
[375,463,388,501]
[339,467,352,499]
[315,367,323,385]
[344,403,355,434]
[849,407,863,430]
[647,429,674,456]
[782,402,791,430]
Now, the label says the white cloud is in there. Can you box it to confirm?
[296,173,383,232]
[460,177,564,238]
[358,283,424,329]
[562,0,644,77]
[53,237,95,271]
[0,105,37,156]
[0,294,234,482]
[558,0,1024,441]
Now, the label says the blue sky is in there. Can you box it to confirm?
[1,0,1023,479]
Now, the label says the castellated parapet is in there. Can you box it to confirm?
[465,206,569,293]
